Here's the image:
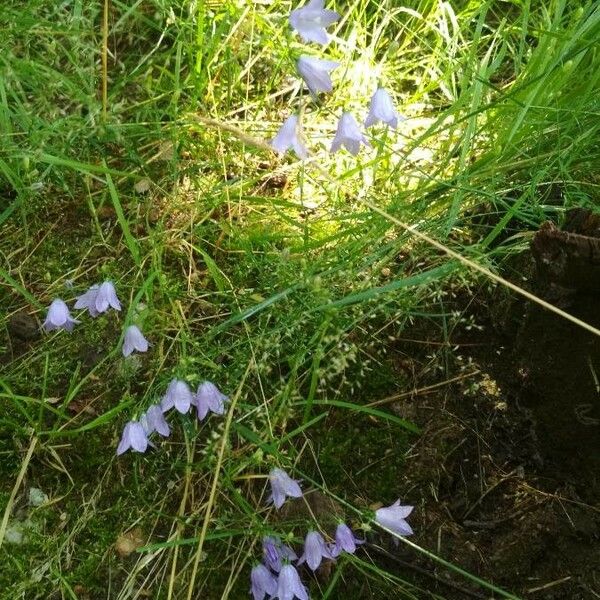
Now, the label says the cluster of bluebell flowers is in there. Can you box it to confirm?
[252,534,307,600]
[117,378,228,455]
[271,0,403,160]
[43,286,227,455]
[43,280,150,358]
[250,466,413,599]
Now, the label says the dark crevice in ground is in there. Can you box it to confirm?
[379,246,600,598]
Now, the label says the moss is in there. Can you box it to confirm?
[311,411,412,504]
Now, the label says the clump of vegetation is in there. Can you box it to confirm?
[2,1,599,598]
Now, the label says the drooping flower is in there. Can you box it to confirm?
[142,404,170,437]
[364,87,402,129]
[75,281,121,316]
[289,0,340,45]
[95,281,121,312]
[374,499,414,537]
[193,381,228,421]
[330,112,370,155]
[330,522,362,557]
[271,115,309,159]
[263,536,298,573]
[250,564,277,600]
[43,299,80,332]
[122,325,149,357]
[298,531,332,571]
[160,379,194,414]
[275,564,309,600]
[297,55,339,95]
[116,421,149,455]
[268,468,303,509]
[74,285,100,317]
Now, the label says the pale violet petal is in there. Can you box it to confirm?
[146,404,170,437]
[122,325,149,357]
[272,115,308,159]
[128,421,148,452]
[289,0,339,46]
[297,56,339,95]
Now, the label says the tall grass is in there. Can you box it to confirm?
[1,0,599,598]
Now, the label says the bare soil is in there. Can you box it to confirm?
[382,269,600,598]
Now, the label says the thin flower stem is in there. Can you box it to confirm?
[361,199,600,338]
[0,435,38,551]
[187,115,274,152]
[186,362,252,600]
[378,526,522,600]
[166,433,194,600]
[101,0,109,122]
[297,472,520,599]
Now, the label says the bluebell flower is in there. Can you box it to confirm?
[275,564,308,600]
[193,381,228,421]
[375,499,414,537]
[250,564,277,600]
[330,522,362,557]
[74,285,100,316]
[142,404,170,437]
[75,281,121,316]
[271,115,309,159]
[95,281,121,312]
[330,112,370,155]
[268,468,303,509]
[297,55,339,95]
[364,87,402,129]
[289,0,340,45]
[122,325,149,357]
[160,379,194,414]
[263,536,298,573]
[43,299,80,332]
[298,530,332,571]
[116,421,149,455]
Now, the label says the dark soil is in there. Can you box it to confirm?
[378,255,600,598]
